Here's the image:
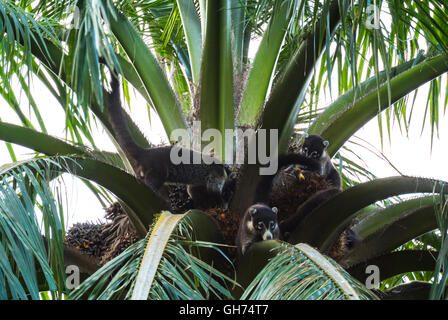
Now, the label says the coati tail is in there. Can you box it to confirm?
[327,227,361,262]
[327,163,342,190]
[254,153,321,204]
[107,73,145,163]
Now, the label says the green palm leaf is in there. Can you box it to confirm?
[0,157,75,299]
[69,210,238,300]
[288,176,448,252]
[241,243,377,300]
[430,188,448,299]
[308,53,448,156]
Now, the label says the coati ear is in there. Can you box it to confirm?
[249,207,257,217]
[271,207,278,214]
[323,140,329,147]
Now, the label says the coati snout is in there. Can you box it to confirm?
[248,205,279,240]
[236,203,280,257]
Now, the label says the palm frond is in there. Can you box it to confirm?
[430,186,448,299]
[304,0,448,144]
[69,211,238,300]
[241,243,377,300]
[0,156,79,299]
[0,0,60,73]
[0,0,64,131]
[66,0,121,109]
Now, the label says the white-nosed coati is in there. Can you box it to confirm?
[300,133,341,189]
[236,203,280,257]
[279,135,342,236]
[235,141,358,260]
[278,135,360,259]
[106,72,233,208]
[236,154,322,257]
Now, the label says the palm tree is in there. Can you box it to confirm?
[0,0,447,300]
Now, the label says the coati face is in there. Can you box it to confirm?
[247,204,279,240]
[300,134,329,160]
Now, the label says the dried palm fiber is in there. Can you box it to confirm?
[271,167,333,222]
[65,202,141,266]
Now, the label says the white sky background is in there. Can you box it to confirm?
[1,16,448,228]
[0,75,168,227]
[1,69,447,229]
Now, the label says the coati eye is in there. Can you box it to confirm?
[269,221,275,229]
[257,222,264,230]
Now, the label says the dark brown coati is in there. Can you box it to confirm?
[296,134,360,259]
[236,203,280,257]
[300,133,341,189]
[235,143,358,260]
[106,73,234,208]
[236,154,321,257]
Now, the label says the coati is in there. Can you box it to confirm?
[327,225,361,262]
[236,153,322,257]
[235,144,357,260]
[278,135,360,259]
[106,72,233,207]
[278,133,341,232]
[187,168,238,209]
[236,203,280,257]
[300,133,341,189]
[253,153,322,204]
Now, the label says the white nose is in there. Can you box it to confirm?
[263,231,273,240]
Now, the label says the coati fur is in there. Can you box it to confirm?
[106,73,233,208]
[236,203,280,257]
[235,143,358,260]
[298,134,361,258]
[276,136,360,259]
[300,133,341,189]
[236,153,321,257]
[327,226,361,262]
[253,153,322,204]
[187,169,238,209]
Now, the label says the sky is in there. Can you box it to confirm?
[0,75,168,227]
[320,80,448,183]
[0,41,447,229]
[2,4,446,229]
[1,74,447,229]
